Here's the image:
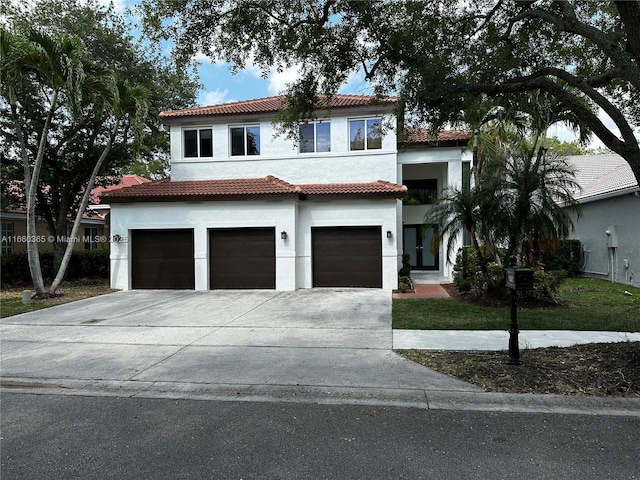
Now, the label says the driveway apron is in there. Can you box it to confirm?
[1,289,479,404]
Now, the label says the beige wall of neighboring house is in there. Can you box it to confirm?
[1,175,149,256]
[1,212,107,255]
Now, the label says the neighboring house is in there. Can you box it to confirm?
[565,154,640,287]
[103,94,471,290]
[0,205,106,255]
[0,175,149,255]
[90,174,152,241]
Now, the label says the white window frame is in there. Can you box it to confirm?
[230,125,261,156]
[84,227,99,250]
[183,127,213,158]
[1,222,13,255]
[349,117,383,151]
[299,121,331,154]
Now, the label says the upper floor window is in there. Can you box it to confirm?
[183,128,213,158]
[349,118,382,151]
[1,222,13,255]
[231,126,260,156]
[299,121,331,153]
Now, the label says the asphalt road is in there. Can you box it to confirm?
[1,393,638,480]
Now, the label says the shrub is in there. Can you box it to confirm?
[1,249,109,287]
[452,246,507,293]
[398,275,413,293]
[451,246,567,303]
[542,240,582,276]
[527,269,567,302]
[398,253,411,277]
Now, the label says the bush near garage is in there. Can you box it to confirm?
[1,249,109,286]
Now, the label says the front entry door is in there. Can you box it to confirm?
[403,225,439,270]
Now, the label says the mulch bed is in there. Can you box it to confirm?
[399,341,640,396]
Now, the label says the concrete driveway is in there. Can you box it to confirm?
[1,289,480,406]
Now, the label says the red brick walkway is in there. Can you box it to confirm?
[392,283,451,299]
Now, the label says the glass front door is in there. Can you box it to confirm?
[403,225,439,270]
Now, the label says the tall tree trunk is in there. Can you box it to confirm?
[10,93,58,297]
[49,123,117,295]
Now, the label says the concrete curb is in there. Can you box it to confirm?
[3,377,639,417]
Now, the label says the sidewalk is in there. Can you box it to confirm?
[393,281,640,349]
[393,329,640,350]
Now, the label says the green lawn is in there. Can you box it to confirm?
[392,277,640,331]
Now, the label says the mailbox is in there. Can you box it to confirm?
[505,267,534,291]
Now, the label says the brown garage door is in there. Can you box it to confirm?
[131,229,195,289]
[312,227,382,287]
[209,228,276,289]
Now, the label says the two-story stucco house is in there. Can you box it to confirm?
[103,95,470,290]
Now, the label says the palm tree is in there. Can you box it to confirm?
[493,144,581,264]
[428,180,493,276]
[49,77,149,295]
[1,26,86,296]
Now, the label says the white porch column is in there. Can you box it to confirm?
[443,159,464,278]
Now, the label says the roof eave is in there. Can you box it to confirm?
[573,186,640,205]
[106,193,300,203]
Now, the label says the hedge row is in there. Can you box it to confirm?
[1,249,109,286]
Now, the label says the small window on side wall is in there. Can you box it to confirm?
[349,118,382,151]
[299,121,331,153]
[1,222,13,255]
[183,128,213,158]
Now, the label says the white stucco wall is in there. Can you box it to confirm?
[568,193,640,287]
[169,114,399,184]
[109,200,297,291]
[297,198,399,289]
[109,197,400,291]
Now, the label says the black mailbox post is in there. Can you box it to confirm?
[505,267,534,365]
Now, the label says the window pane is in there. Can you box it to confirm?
[184,130,198,157]
[349,120,365,151]
[316,122,331,152]
[231,127,245,156]
[246,126,260,155]
[367,118,382,149]
[1,222,12,255]
[84,227,98,250]
[199,129,213,157]
[299,124,315,153]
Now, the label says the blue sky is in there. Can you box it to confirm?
[193,55,373,107]
[103,0,374,106]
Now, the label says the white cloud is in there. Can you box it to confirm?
[267,64,302,95]
[199,88,232,106]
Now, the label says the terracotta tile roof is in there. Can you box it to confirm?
[299,180,407,197]
[102,176,406,202]
[565,154,638,201]
[402,127,470,145]
[160,94,397,119]
[91,175,151,204]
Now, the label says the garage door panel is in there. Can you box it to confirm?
[209,228,275,289]
[131,230,195,289]
[312,227,382,288]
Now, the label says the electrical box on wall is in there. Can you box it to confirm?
[605,225,618,248]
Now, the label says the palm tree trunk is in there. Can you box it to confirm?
[48,125,117,295]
